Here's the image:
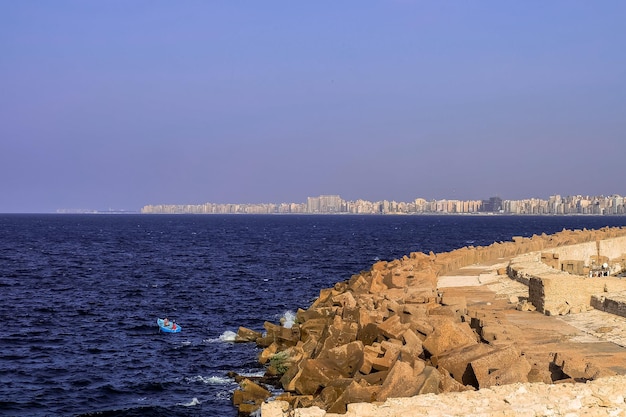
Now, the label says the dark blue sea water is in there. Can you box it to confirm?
[3,214,626,417]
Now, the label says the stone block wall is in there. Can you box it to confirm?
[509,232,626,316]
[599,236,626,261]
[540,241,598,268]
[530,275,626,315]
[591,293,626,318]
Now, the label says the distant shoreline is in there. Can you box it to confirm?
[47,212,626,217]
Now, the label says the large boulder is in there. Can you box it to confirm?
[470,344,525,388]
[377,314,410,340]
[399,328,424,363]
[435,343,494,386]
[235,326,263,343]
[232,378,271,414]
[318,341,364,378]
[293,358,347,395]
[377,361,441,401]
[422,318,479,357]
[317,315,359,355]
[326,380,380,414]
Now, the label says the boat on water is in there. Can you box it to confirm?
[157,318,181,333]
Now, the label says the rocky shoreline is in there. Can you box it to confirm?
[231,227,626,416]
[261,375,626,416]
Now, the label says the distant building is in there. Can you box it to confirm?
[307,195,343,213]
[481,196,503,213]
[140,193,626,216]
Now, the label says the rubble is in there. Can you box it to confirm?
[230,227,626,415]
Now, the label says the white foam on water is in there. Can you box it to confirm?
[219,330,237,342]
[237,370,265,378]
[185,375,234,385]
[179,397,201,407]
[280,310,296,328]
[204,330,237,343]
[215,390,234,400]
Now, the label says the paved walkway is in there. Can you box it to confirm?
[438,260,626,375]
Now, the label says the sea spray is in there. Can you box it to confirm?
[280,310,296,328]
[218,330,237,342]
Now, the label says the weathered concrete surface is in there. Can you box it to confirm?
[441,277,626,381]
[262,375,626,416]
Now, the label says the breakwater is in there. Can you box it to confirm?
[232,226,626,415]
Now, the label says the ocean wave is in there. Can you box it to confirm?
[208,330,237,343]
[178,397,201,407]
[185,375,234,385]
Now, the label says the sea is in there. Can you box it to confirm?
[3,213,626,417]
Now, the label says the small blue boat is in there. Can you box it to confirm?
[157,318,181,333]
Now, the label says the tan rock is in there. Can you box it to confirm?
[264,320,301,346]
[360,343,383,374]
[332,291,357,309]
[319,341,364,378]
[369,270,389,293]
[377,315,410,340]
[233,378,271,414]
[293,358,347,395]
[422,319,479,357]
[376,360,420,401]
[347,273,371,294]
[437,366,474,393]
[260,400,289,417]
[399,328,424,363]
[405,317,434,337]
[300,318,331,343]
[470,344,522,388]
[342,306,360,323]
[482,355,532,387]
[384,271,408,289]
[310,288,334,309]
[235,326,262,342]
[327,380,379,414]
[259,342,279,365]
[355,369,388,386]
[435,343,494,386]
[414,365,441,395]
[319,315,359,354]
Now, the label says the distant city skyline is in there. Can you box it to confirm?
[138,193,626,216]
[2,2,625,213]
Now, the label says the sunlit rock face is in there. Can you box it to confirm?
[233,226,626,415]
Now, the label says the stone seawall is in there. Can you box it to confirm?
[230,226,626,416]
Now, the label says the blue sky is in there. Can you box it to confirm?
[1,1,625,213]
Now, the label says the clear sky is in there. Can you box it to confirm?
[1,1,625,213]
